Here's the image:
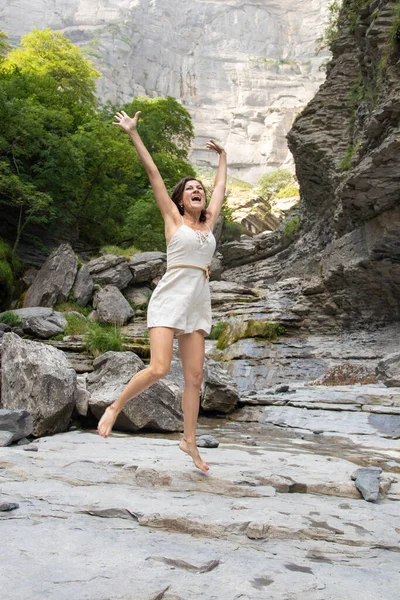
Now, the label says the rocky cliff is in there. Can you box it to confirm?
[221,0,400,328]
[1,0,330,182]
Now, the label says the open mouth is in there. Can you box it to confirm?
[191,195,202,204]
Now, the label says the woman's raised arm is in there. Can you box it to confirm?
[113,111,179,223]
[205,140,227,228]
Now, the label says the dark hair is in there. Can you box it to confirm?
[171,177,208,222]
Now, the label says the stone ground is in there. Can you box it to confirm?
[1,406,399,600]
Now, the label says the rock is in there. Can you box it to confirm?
[246,521,270,540]
[75,375,90,417]
[2,308,54,320]
[22,316,64,339]
[201,359,239,413]
[196,434,219,448]
[0,409,33,442]
[376,352,400,387]
[72,264,94,307]
[1,333,76,437]
[0,503,19,512]
[129,252,167,284]
[351,467,382,502]
[123,285,152,306]
[0,323,11,333]
[23,243,78,307]
[23,445,38,452]
[87,351,182,432]
[87,254,126,274]
[0,431,14,447]
[91,261,133,290]
[209,253,223,281]
[275,385,290,393]
[93,285,134,325]
[16,437,31,446]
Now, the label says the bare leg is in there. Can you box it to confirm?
[97,327,175,438]
[177,331,209,472]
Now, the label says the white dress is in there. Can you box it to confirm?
[147,219,216,335]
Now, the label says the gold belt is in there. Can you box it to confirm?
[167,264,210,281]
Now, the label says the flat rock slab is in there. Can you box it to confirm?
[0,428,398,600]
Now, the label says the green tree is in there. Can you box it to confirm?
[258,168,293,202]
[1,29,100,110]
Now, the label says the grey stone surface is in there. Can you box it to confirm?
[0,428,398,600]
[376,352,400,387]
[351,467,382,503]
[23,243,78,308]
[72,264,94,307]
[91,261,133,290]
[1,333,76,437]
[92,285,134,325]
[123,285,152,306]
[87,351,182,432]
[201,359,239,414]
[0,409,33,443]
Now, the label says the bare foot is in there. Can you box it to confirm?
[179,438,209,472]
[97,405,118,438]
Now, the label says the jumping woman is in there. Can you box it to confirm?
[97,110,227,472]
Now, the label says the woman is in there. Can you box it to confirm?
[98,110,227,473]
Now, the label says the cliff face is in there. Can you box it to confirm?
[288,0,400,326]
[1,0,330,182]
[220,0,400,328]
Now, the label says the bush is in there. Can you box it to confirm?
[258,169,293,201]
[282,216,300,240]
[64,313,90,336]
[0,311,23,327]
[84,323,124,357]
[276,185,300,199]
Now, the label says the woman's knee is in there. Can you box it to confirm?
[148,361,170,381]
[184,370,203,389]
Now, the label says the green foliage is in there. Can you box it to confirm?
[64,313,90,336]
[0,29,196,252]
[84,323,124,357]
[0,239,23,310]
[100,245,140,258]
[258,169,293,202]
[54,301,92,316]
[275,185,300,199]
[245,320,286,339]
[340,140,361,171]
[316,1,342,53]
[0,32,10,61]
[0,310,23,327]
[209,320,227,340]
[282,216,300,240]
[2,29,100,109]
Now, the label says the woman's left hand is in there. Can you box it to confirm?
[206,139,225,155]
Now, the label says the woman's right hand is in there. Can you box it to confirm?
[113,110,141,134]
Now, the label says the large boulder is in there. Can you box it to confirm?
[23,243,78,307]
[1,333,76,436]
[72,264,94,306]
[376,352,400,388]
[22,316,64,339]
[93,285,134,325]
[201,358,239,413]
[87,351,182,432]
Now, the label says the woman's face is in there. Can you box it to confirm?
[180,180,206,213]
